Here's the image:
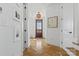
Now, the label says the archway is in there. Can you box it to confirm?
[35,12,43,38]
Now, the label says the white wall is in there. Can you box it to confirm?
[46,4,61,46]
[73,4,78,41]
[73,4,79,50]
[77,4,79,43]
[0,3,23,56]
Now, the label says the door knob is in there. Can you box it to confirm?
[16,33,19,38]
[69,32,72,34]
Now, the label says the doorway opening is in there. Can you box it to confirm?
[36,20,43,38]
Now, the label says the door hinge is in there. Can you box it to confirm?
[61,6,63,8]
[24,41,26,43]
[61,41,63,44]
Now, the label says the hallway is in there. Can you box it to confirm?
[0,3,79,56]
[23,39,68,56]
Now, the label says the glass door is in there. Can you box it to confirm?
[36,20,43,38]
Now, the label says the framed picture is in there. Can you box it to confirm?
[47,16,58,28]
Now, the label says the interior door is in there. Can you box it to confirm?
[61,4,73,48]
[36,20,43,38]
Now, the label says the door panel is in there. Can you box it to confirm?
[0,25,14,56]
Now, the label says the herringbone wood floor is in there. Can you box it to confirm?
[23,39,68,56]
